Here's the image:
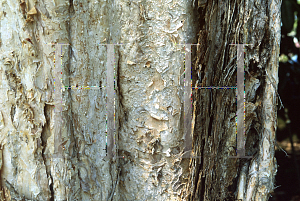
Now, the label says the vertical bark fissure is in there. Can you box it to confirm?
[41,104,54,201]
[111,47,123,201]
[68,0,78,162]
[66,1,79,200]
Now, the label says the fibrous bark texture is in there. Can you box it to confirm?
[0,0,280,200]
[113,0,198,200]
[185,0,281,200]
[0,0,199,200]
[0,0,115,200]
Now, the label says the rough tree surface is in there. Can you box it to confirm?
[0,0,280,200]
[185,0,280,201]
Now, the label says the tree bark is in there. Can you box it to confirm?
[0,0,281,200]
[0,0,115,200]
[112,0,199,200]
[184,0,281,200]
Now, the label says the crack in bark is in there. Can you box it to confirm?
[41,105,54,201]
[107,46,123,201]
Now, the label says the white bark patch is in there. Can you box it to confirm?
[0,111,4,130]
[246,158,258,201]
[116,0,198,199]
[237,162,249,199]
[262,137,270,161]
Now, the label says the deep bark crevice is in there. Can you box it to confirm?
[41,104,54,201]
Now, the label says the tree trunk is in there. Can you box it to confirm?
[184,0,281,200]
[113,0,199,200]
[0,0,280,200]
[0,0,115,200]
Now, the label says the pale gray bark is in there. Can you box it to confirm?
[113,0,198,200]
[0,0,114,200]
